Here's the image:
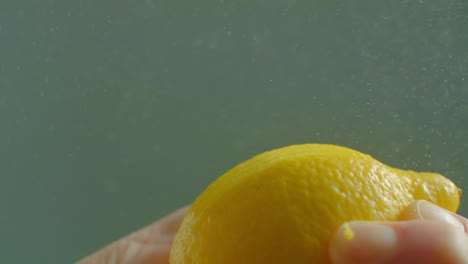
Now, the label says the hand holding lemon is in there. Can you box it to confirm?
[77,144,468,264]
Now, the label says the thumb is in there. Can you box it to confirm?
[330,202,468,264]
[76,205,190,264]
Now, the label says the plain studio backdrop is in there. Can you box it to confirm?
[1,0,467,263]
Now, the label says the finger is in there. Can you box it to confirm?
[76,205,190,264]
[330,200,468,264]
[401,200,468,232]
[331,220,468,264]
[330,220,468,264]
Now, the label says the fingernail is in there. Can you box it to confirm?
[331,222,397,263]
[416,200,464,232]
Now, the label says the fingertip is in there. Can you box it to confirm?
[329,221,397,264]
[157,205,191,240]
[400,200,421,220]
[401,200,465,233]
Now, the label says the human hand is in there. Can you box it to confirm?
[330,200,468,264]
[77,200,468,264]
[76,206,190,264]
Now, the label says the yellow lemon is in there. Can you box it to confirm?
[170,144,461,263]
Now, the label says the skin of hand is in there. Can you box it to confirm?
[77,200,468,264]
[76,206,190,264]
[330,200,468,264]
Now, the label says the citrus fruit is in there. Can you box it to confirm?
[169,144,461,263]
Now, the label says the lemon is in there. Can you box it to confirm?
[170,144,461,264]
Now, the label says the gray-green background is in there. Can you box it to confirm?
[1,0,467,263]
